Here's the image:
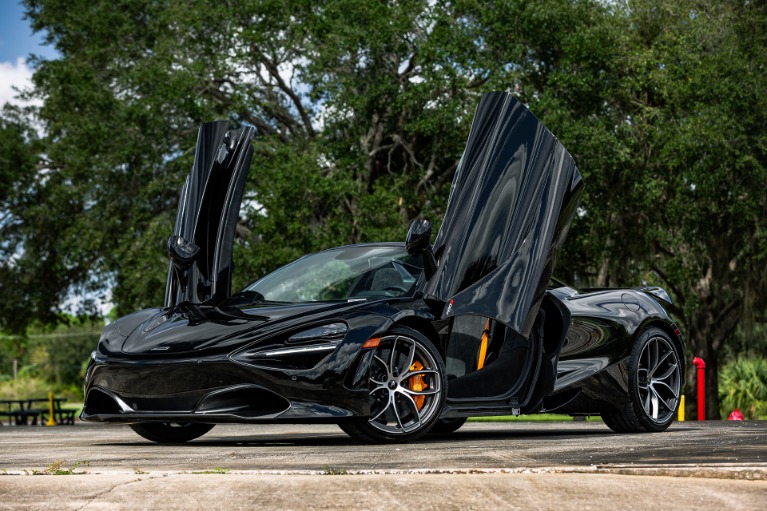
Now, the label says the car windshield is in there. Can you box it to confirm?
[224,245,424,306]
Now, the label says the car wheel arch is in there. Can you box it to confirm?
[392,316,444,358]
[637,319,685,376]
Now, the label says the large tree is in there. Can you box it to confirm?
[5,0,498,320]
[529,0,767,418]
[626,0,767,418]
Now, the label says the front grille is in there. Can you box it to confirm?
[121,389,207,412]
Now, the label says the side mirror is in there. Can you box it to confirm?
[168,235,200,268]
[406,219,432,256]
[405,219,437,280]
[167,235,200,298]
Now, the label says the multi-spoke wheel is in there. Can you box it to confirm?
[603,327,682,433]
[340,326,446,443]
[130,422,214,443]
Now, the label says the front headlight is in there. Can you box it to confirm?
[230,322,348,368]
[287,322,348,344]
[90,350,107,363]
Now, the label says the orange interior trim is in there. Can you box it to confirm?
[477,319,490,370]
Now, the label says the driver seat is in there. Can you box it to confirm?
[370,268,405,292]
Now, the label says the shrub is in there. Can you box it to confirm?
[0,377,53,400]
[719,356,767,419]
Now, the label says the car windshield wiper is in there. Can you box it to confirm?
[222,290,265,307]
[171,298,273,322]
[171,301,208,322]
[223,290,294,308]
[211,305,269,321]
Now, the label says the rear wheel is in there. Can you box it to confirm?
[603,327,682,433]
[340,327,446,443]
[130,422,214,443]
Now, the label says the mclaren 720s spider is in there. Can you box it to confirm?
[81,92,684,443]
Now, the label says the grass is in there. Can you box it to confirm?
[191,467,230,475]
[32,461,87,475]
[322,466,350,475]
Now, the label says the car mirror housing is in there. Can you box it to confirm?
[167,234,200,298]
[168,235,200,268]
[406,219,437,280]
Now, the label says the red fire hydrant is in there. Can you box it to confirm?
[728,409,744,421]
[692,357,706,420]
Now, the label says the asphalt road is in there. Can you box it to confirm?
[1,420,766,510]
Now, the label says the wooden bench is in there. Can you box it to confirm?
[25,398,78,425]
[0,398,77,426]
[0,400,33,425]
[53,406,77,425]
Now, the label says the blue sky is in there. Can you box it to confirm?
[0,0,56,61]
[0,0,57,105]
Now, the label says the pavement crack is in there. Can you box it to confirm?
[76,475,157,510]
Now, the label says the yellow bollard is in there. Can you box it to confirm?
[677,394,685,422]
[45,392,57,427]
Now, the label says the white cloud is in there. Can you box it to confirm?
[0,57,36,106]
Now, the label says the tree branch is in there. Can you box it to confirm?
[258,49,316,138]
[650,261,687,309]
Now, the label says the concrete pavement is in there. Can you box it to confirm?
[1,421,765,509]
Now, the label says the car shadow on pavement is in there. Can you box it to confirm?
[96,423,692,448]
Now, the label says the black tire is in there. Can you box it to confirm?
[603,327,682,433]
[130,422,214,443]
[429,417,468,435]
[340,326,446,443]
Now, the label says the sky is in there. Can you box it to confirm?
[0,0,57,106]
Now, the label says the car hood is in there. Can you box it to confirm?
[117,301,371,356]
[164,122,255,307]
[419,92,584,338]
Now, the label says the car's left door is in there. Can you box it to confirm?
[164,122,255,306]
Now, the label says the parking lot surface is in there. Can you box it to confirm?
[1,420,766,509]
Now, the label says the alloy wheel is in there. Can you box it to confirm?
[368,333,443,435]
[636,335,681,424]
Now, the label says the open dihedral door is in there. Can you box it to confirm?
[417,92,583,407]
[164,122,255,307]
[420,92,583,339]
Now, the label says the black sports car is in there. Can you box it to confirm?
[81,92,684,443]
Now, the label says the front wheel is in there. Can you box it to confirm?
[603,327,682,433]
[340,327,446,443]
[130,422,214,443]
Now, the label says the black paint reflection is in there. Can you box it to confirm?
[422,92,584,338]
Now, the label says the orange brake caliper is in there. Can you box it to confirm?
[409,361,427,410]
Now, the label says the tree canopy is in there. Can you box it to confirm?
[1,0,765,417]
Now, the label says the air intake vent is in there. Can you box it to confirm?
[83,387,123,415]
[196,385,289,417]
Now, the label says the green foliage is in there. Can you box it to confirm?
[32,461,87,476]
[191,467,230,475]
[0,319,99,400]
[0,377,51,401]
[719,357,767,419]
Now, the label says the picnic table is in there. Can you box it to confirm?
[0,398,77,426]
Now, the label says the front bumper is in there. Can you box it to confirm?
[81,354,371,424]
